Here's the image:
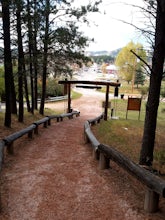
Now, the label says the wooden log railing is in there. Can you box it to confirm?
[3,124,36,154]
[60,111,80,120]
[33,117,49,134]
[0,110,80,170]
[87,113,104,126]
[84,113,104,159]
[47,110,80,124]
[84,120,101,160]
[84,115,165,213]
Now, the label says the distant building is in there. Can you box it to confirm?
[106,64,118,79]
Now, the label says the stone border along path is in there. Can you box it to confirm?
[0,88,164,220]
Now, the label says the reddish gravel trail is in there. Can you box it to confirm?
[0,89,165,220]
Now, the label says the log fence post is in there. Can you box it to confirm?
[144,189,160,213]
[43,121,48,128]
[99,153,110,169]
[7,142,14,155]
[28,131,33,139]
[92,149,99,160]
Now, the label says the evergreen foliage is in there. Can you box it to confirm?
[91,55,114,64]
[0,0,101,122]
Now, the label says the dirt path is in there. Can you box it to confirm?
[0,88,165,219]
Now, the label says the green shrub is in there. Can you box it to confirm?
[154,150,165,165]
[160,87,165,98]
[140,86,148,97]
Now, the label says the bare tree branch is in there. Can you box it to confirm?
[130,49,151,72]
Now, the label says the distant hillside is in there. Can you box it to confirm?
[0,47,122,60]
[86,48,121,58]
[109,48,121,57]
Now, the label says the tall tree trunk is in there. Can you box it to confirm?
[16,0,24,122]
[10,73,17,114]
[34,51,38,110]
[33,0,38,110]
[139,0,165,166]
[1,0,12,127]
[39,0,50,115]
[27,0,34,114]
[23,69,31,112]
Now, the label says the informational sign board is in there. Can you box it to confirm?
[126,97,142,120]
[102,101,111,108]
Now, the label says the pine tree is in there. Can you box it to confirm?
[1,0,12,127]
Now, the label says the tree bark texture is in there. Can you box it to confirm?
[16,1,24,122]
[39,0,50,115]
[33,0,39,110]
[139,0,165,166]
[1,0,12,127]
[27,0,34,114]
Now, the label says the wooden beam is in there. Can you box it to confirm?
[98,144,165,198]
[76,85,102,89]
[59,80,120,116]
[59,80,120,87]
[67,83,71,113]
[104,84,109,120]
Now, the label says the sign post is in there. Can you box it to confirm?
[111,86,119,120]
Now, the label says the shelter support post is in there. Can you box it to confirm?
[58,80,121,116]
[67,83,72,113]
[104,85,109,120]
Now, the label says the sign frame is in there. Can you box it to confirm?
[126,96,142,120]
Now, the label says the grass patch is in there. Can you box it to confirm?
[71,90,82,99]
[92,119,143,163]
[93,99,165,175]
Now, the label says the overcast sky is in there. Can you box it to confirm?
[75,0,148,51]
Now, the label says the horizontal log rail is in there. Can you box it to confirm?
[84,121,100,149]
[84,115,165,213]
[88,113,104,126]
[3,124,36,145]
[33,117,49,134]
[33,117,49,126]
[84,113,104,160]
[37,95,68,103]
[76,85,102,89]
[47,110,80,123]
[0,110,80,169]
[98,144,165,196]
[3,124,36,154]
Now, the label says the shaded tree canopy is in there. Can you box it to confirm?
[0,0,102,123]
[91,55,114,64]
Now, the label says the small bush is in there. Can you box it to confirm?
[154,150,165,165]
[160,88,165,98]
[140,86,148,97]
